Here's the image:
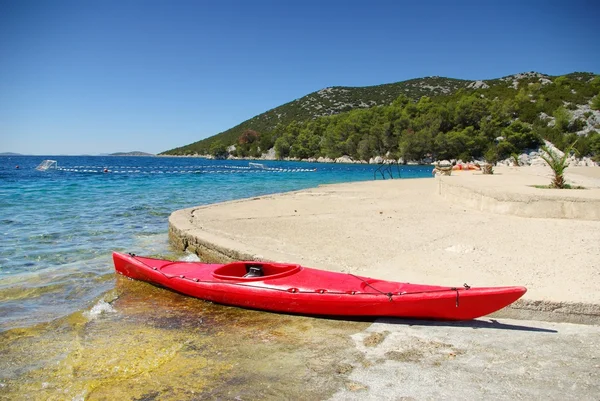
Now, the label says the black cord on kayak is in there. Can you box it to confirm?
[456,283,469,305]
[347,273,394,301]
[127,256,470,301]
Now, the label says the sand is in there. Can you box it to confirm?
[169,165,600,321]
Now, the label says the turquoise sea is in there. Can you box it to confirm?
[0,155,433,332]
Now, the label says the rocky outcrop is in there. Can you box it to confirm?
[496,141,598,167]
[467,80,490,89]
[500,72,553,90]
[539,103,600,135]
[334,155,355,164]
[261,148,277,160]
[573,104,600,136]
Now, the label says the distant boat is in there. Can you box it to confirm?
[36,160,58,171]
[249,162,266,169]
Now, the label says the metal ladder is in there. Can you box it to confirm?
[374,161,401,180]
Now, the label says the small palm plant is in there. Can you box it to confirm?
[539,140,577,189]
[483,145,498,175]
[511,153,520,167]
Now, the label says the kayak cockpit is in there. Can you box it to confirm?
[212,261,302,281]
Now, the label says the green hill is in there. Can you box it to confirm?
[161,76,472,155]
[161,72,600,162]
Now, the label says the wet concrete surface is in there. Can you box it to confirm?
[330,318,600,400]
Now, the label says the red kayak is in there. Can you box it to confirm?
[113,252,526,320]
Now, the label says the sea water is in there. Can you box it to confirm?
[0,155,432,331]
[1,155,434,399]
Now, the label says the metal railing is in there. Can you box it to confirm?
[374,161,401,180]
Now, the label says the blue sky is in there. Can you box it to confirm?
[1,0,598,155]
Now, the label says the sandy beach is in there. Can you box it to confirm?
[170,165,600,322]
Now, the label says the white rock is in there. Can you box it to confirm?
[518,154,530,165]
[261,148,277,160]
[530,157,547,166]
[467,80,490,89]
[542,140,565,158]
[335,155,354,163]
[370,156,384,164]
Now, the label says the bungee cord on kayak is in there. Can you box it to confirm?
[128,253,473,301]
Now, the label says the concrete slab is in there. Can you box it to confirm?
[329,317,600,401]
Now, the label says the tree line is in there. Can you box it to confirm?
[211,75,600,163]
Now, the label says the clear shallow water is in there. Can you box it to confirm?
[0,155,432,331]
[0,279,367,400]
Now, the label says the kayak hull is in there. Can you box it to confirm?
[113,252,526,320]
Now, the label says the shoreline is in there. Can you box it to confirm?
[156,152,600,168]
[168,165,600,324]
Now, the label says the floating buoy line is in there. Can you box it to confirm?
[35,160,316,174]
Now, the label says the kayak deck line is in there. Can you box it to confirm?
[126,253,474,302]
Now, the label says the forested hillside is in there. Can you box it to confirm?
[162,72,600,163]
[162,76,472,155]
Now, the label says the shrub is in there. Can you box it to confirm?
[539,140,578,189]
[592,95,600,111]
[483,145,498,174]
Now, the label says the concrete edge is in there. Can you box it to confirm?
[438,178,600,220]
[491,299,600,325]
[169,206,284,263]
[168,210,600,325]
[169,223,271,263]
